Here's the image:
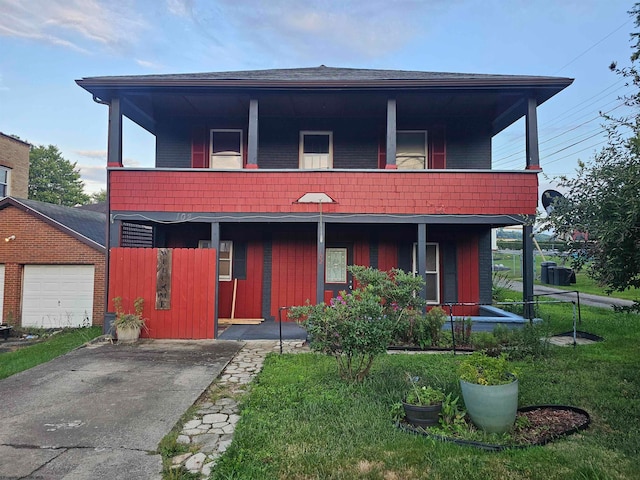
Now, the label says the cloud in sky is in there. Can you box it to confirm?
[211,0,431,60]
[74,149,107,160]
[0,0,147,53]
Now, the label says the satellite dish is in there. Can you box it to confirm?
[542,190,563,214]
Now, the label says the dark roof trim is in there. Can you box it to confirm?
[76,66,573,91]
[0,132,31,147]
[0,197,106,253]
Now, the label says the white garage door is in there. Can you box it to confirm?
[22,265,94,328]
[0,265,4,323]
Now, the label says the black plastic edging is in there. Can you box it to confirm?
[398,405,590,451]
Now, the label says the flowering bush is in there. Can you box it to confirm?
[289,266,426,382]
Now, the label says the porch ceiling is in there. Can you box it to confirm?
[113,89,532,135]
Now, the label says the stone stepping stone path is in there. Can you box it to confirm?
[170,340,308,477]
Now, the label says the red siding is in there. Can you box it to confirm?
[110,170,538,216]
[378,241,398,272]
[109,248,216,339]
[218,241,264,318]
[270,236,316,319]
[456,236,480,316]
[430,126,446,169]
[191,128,207,168]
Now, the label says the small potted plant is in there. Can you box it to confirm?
[458,352,518,433]
[401,373,445,427]
[113,297,147,343]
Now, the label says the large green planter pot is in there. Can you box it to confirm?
[460,378,518,433]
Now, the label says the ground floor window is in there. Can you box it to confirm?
[412,242,440,304]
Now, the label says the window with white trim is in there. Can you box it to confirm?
[210,130,242,169]
[397,131,427,169]
[300,131,333,169]
[0,167,9,197]
[412,242,440,304]
[218,241,233,281]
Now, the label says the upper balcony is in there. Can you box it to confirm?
[109,168,539,218]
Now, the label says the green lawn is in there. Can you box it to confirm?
[0,327,102,380]
[493,252,640,302]
[211,304,639,479]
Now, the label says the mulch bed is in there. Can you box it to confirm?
[400,405,590,451]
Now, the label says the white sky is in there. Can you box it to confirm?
[0,0,636,196]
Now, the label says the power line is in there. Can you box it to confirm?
[552,20,632,74]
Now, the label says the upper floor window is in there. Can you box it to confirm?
[300,131,332,169]
[210,130,242,169]
[397,131,427,169]
[0,167,9,197]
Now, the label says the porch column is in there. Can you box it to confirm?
[316,220,325,305]
[417,223,427,302]
[107,97,123,168]
[385,99,397,169]
[522,223,534,319]
[211,222,220,335]
[525,97,540,170]
[247,99,259,168]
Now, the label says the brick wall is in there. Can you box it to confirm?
[0,133,30,198]
[0,206,105,325]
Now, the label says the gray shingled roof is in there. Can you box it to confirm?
[1,197,106,249]
[78,65,572,86]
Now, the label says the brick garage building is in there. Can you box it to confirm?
[0,132,30,199]
[0,197,106,328]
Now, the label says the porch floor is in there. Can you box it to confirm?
[218,321,308,341]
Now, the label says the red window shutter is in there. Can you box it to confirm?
[378,132,386,169]
[191,128,208,168]
[430,126,446,169]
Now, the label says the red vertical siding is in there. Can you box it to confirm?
[270,236,317,319]
[456,236,480,316]
[430,125,446,169]
[218,242,264,319]
[191,128,207,168]
[378,241,398,272]
[109,248,216,339]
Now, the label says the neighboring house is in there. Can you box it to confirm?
[0,132,30,199]
[77,66,572,339]
[0,197,106,328]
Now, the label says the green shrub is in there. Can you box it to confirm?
[290,266,426,382]
[424,306,447,346]
[458,352,517,385]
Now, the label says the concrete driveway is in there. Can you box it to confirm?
[0,339,243,479]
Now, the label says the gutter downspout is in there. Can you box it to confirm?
[92,94,113,335]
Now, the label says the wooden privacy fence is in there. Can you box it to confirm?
[109,247,217,339]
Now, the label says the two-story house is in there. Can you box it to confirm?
[77,66,572,339]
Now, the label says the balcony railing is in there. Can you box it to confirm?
[109,168,538,216]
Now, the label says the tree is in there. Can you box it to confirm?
[29,145,89,206]
[89,189,107,204]
[545,4,640,301]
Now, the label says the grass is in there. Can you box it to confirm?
[211,303,639,479]
[493,252,640,302]
[0,327,102,380]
